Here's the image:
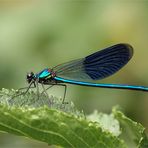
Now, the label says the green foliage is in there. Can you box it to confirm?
[0,88,147,148]
[113,107,148,148]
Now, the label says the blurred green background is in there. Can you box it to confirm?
[0,0,148,147]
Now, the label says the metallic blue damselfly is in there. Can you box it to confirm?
[22,43,148,103]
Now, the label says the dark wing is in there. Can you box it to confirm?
[53,44,133,81]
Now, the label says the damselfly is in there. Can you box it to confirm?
[17,44,148,103]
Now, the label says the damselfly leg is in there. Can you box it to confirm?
[41,83,67,104]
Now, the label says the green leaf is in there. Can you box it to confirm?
[113,107,148,148]
[0,88,147,147]
[0,107,125,148]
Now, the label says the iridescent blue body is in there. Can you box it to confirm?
[26,43,148,103]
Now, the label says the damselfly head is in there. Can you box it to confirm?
[27,72,35,84]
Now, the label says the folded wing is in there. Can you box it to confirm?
[53,44,133,81]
